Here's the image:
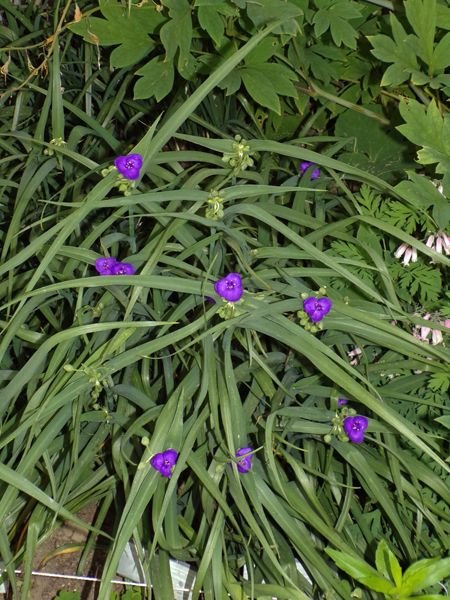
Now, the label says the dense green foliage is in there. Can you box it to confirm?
[0,1,449,599]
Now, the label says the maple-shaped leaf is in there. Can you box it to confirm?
[160,0,193,78]
[134,57,174,102]
[68,0,165,68]
[397,99,450,185]
[313,0,361,49]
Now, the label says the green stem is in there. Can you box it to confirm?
[305,82,391,126]
[362,0,394,9]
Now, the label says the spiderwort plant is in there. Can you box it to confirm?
[150,449,178,478]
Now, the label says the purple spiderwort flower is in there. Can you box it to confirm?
[150,448,178,478]
[95,258,136,276]
[299,161,320,181]
[214,273,243,302]
[111,261,136,275]
[343,416,368,444]
[95,257,118,275]
[337,398,348,407]
[303,296,332,323]
[114,153,143,180]
[235,447,253,474]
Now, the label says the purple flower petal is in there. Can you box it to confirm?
[343,416,368,444]
[114,153,143,181]
[303,296,332,322]
[299,161,320,181]
[337,398,348,407]
[150,453,165,471]
[162,448,179,465]
[236,447,253,474]
[95,257,118,275]
[214,273,243,302]
[111,262,136,275]
[150,448,178,477]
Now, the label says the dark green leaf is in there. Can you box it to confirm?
[381,63,410,87]
[134,57,174,101]
[432,32,450,71]
[368,12,419,83]
[219,70,241,96]
[241,67,281,113]
[247,0,302,27]
[67,0,164,68]
[334,108,412,180]
[394,171,444,210]
[405,0,436,66]
[198,6,225,46]
[160,0,192,74]
[397,99,450,183]
[245,36,283,65]
[329,15,358,49]
[313,10,330,38]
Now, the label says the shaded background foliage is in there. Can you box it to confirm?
[0,0,449,599]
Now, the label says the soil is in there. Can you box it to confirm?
[9,504,129,600]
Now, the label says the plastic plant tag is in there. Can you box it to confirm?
[117,542,196,600]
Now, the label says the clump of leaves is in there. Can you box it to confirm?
[327,538,450,598]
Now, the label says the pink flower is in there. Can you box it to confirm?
[394,243,417,266]
[413,314,450,345]
[425,232,450,256]
[347,347,362,366]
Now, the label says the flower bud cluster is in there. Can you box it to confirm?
[205,189,225,220]
[222,135,254,172]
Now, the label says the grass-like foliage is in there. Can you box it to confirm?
[0,1,449,599]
